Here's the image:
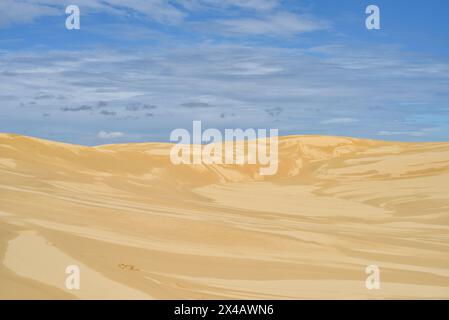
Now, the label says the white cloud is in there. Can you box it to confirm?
[377,129,434,137]
[216,12,328,36]
[188,0,280,12]
[225,62,283,76]
[0,0,326,38]
[1,43,448,144]
[0,0,59,26]
[0,0,185,27]
[97,131,124,139]
[223,0,279,11]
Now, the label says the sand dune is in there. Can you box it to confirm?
[1,133,449,299]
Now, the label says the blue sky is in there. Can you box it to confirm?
[0,0,448,145]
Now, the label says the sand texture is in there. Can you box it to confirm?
[1,133,448,299]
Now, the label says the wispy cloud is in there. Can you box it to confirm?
[321,118,359,124]
[1,42,448,143]
[181,102,211,108]
[0,0,59,26]
[61,105,92,112]
[0,0,185,27]
[190,0,280,12]
[0,0,327,39]
[97,131,124,139]
[377,128,438,138]
[215,12,328,36]
[100,110,116,116]
[126,103,157,112]
[96,101,108,108]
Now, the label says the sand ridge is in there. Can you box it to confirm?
[0,133,449,299]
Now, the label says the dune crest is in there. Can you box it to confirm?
[1,133,449,299]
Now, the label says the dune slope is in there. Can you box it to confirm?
[1,133,449,299]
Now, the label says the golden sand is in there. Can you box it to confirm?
[0,133,448,299]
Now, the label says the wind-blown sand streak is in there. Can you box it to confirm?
[0,133,448,299]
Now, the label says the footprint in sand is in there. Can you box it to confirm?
[118,263,140,272]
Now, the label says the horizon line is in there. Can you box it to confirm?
[1,132,449,148]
